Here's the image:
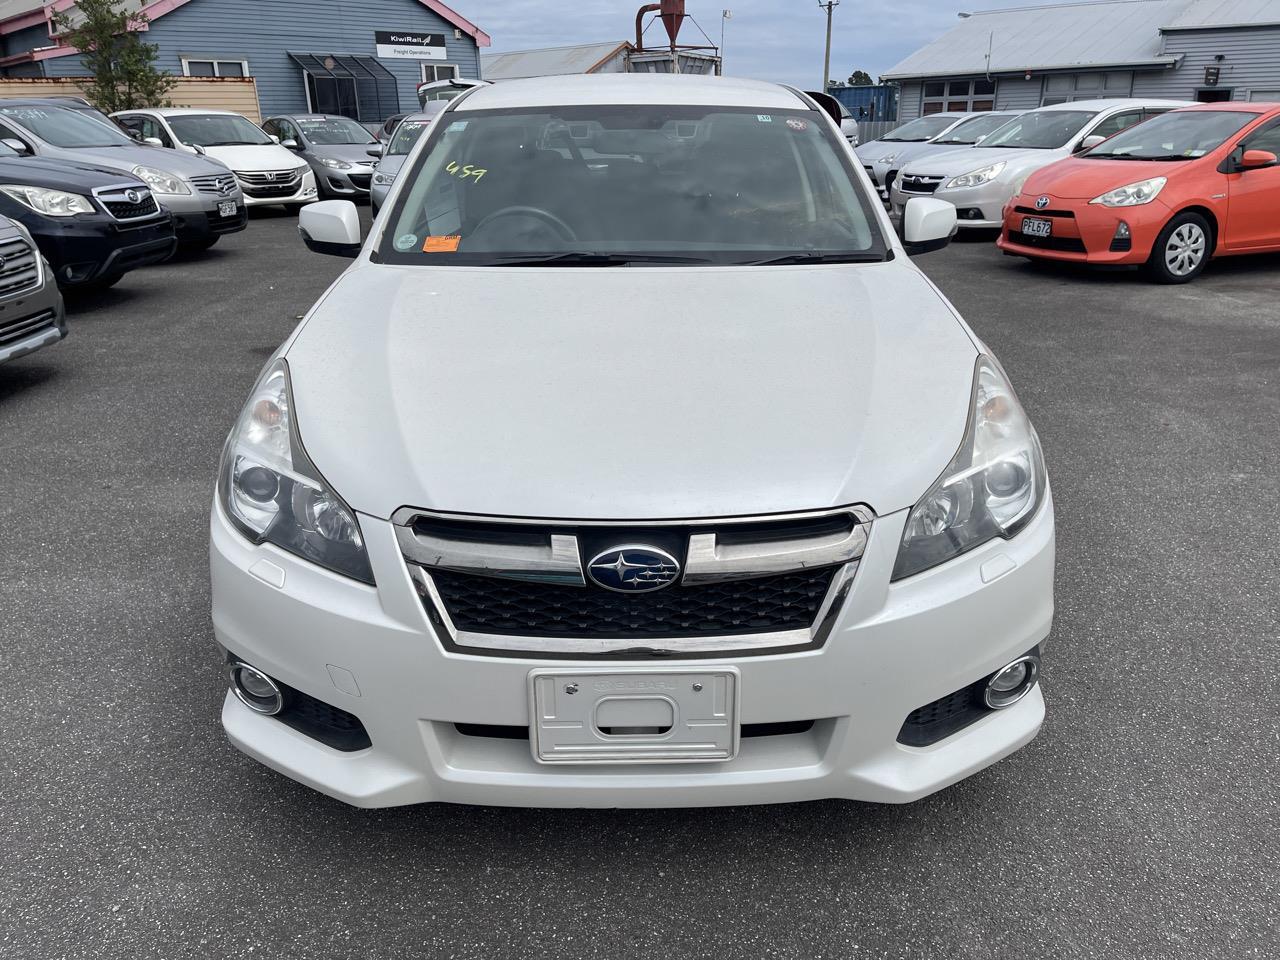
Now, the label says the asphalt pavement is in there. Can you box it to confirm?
[1,211,1277,959]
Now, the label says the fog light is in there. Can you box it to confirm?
[229,662,284,715]
[983,653,1040,709]
[1114,221,1131,239]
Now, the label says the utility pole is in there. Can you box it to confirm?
[819,0,839,92]
[720,9,731,75]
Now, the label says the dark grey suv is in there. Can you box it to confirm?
[262,115,379,200]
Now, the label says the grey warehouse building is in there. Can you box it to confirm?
[884,0,1280,121]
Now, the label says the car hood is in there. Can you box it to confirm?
[856,139,937,165]
[1022,156,1196,199]
[0,155,147,189]
[310,143,379,164]
[57,143,230,177]
[201,144,305,172]
[286,262,978,521]
[904,145,1063,178]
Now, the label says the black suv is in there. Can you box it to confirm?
[0,141,175,289]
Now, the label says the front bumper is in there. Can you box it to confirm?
[210,492,1055,808]
[997,193,1170,264]
[236,170,319,208]
[892,178,1012,228]
[0,260,65,363]
[164,195,248,243]
[20,213,176,285]
[316,163,375,197]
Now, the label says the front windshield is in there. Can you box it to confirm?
[934,113,1017,145]
[387,119,431,156]
[381,104,885,265]
[0,105,133,147]
[298,117,376,145]
[978,110,1096,149]
[1084,109,1257,160]
[168,114,272,146]
[881,115,957,142]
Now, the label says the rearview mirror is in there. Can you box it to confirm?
[367,144,384,158]
[1077,134,1106,152]
[299,200,362,258]
[281,139,300,150]
[1,137,29,155]
[1240,149,1278,169]
[902,197,957,256]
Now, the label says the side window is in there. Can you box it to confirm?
[277,119,300,143]
[261,119,278,139]
[116,116,143,135]
[1143,108,1173,121]
[0,120,32,152]
[141,117,173,147]
[1243,119,1280,155]
[1089,110,1143,141]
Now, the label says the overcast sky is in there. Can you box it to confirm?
[476,0,1072,88]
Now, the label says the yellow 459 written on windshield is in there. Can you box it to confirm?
[445,161,488,182]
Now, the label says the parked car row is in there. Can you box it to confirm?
[861,98,1280,283]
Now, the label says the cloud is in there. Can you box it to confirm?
[471,0,1072,88]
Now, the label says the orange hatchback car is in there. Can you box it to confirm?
[998,103,1280,283]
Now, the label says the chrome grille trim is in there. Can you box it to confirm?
[0,235,41,298]
[234,169,302,186]
[190,173,238,196]
[92,183,161,223]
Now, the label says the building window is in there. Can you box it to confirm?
[181,58,249,78]
[922,77,996,114]
[1042,71,1132,104]
[421,63,459,83]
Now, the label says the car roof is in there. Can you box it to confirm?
[1034,98,1191,112]
[117,107,248,117]
[456,73,808,112]
[1171,101,1280,113]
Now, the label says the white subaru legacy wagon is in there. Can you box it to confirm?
[211,75,1054,808]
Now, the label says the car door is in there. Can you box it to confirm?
[1224,117,1280,250]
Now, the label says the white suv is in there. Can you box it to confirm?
[211,75,1054,808]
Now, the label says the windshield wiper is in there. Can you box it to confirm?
[740,252,885,266]
[482,252,716,267]
[1087,153,1194,161]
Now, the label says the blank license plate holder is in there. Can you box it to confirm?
[529,668,740,764]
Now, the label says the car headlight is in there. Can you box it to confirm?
[0,184,94,217]
[893,356,1046,581]
[217,358,374,585]
[373,172,396,185]
[131,165,191,195]
[317,157,353,170]
[1089,177,1167,207]
[946,161,1007,190]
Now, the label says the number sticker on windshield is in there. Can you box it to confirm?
[445,160,487,182]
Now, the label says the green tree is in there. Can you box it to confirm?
[847,69,874,86]
[52,0,174,113]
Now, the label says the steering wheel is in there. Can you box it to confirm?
[471,205,578,244]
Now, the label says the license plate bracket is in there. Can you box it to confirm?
[1022,216,1053,238]
[529,668,740,764]
[218,200,239,217]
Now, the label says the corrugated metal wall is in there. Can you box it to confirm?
[994,77,1042,110]
[1136,25,1280,101]
[39,0,482,117]
[897,82,922,120]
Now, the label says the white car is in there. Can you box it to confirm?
[890,98,1192,228]
[857,111,1023,198]
[211,74,1054,809]
[113,108,317,210]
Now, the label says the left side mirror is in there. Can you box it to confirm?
[1240,149,1278,170]
[143,136,164,147]
[299,200,362,258]
[269,134,281,144]
[1,137,30,154]
[902,197,957,256]
[281,139,300,150]
[366,144,384,158]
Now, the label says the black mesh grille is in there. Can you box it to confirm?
[102,193,160,220]
[347,173,372,190]
[1006,229,1087,254]
[278,688,371,752]
[429,567,837,639]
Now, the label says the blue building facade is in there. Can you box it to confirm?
[0,0,489,120]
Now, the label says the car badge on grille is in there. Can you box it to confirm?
[125,189,141,204]
[587,546,681,593]
[1035,196,1051,209]
[265,172,278,181]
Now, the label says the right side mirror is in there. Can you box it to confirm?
[299,200,362,258]
[268,134,281,145]
[281,139,300,150]
[1077,134,1106,153]
[367,144,384,158]
[902,197,958,256]
[143,136,164,147]
[1,137,29,155]
[1240,149,1278,170]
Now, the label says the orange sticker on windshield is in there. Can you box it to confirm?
[423,235,461,253]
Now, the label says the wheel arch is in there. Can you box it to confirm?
[1169,204,1220,254]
